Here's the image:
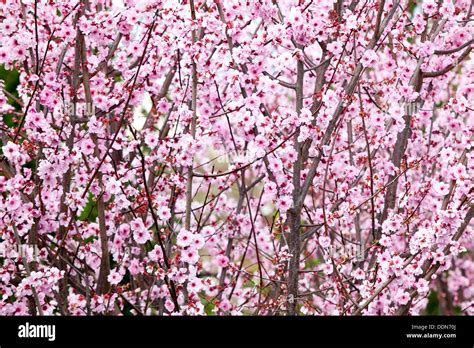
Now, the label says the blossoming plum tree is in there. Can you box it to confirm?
[0,0,473,316]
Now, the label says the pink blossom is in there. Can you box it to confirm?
[361,50,378,68]
[433,181,450,196]
[80,139,95,156]
[181,249,199,265]
[318,235,331,249]
[177,229,194,248]
[395,289,411,306]
[422,0,438,15]
[2,141,20,162]
[131,219,151,244]
[107,269,124,285]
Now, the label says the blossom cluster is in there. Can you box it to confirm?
[0,0,472,316]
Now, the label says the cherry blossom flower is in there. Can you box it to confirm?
[131,219,151,244]
[216,255,229,268]
[361,50,378,68]
[318,235,331,249]
[80,139,95,156]
[432,181,450,196]
[181,249,199,265]
[177,229,194,248]
[2,141,20,163]
[107,269,124,285]
[394,289,411,306]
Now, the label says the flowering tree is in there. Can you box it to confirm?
[0,0,473,316]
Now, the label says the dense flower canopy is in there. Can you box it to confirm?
[0,0,473,316]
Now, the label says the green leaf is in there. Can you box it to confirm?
[0,65,20,94]
[425,291,440,315]
[0,65,21,129]
[201,297,216,316]
[120,298,134,316]
[305,258,321,268]
[82,236,96,244]
[242,279,256,288]
[78,193,99,222]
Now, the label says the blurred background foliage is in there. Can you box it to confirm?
[0,65,20,129]
[0,19,462,315]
